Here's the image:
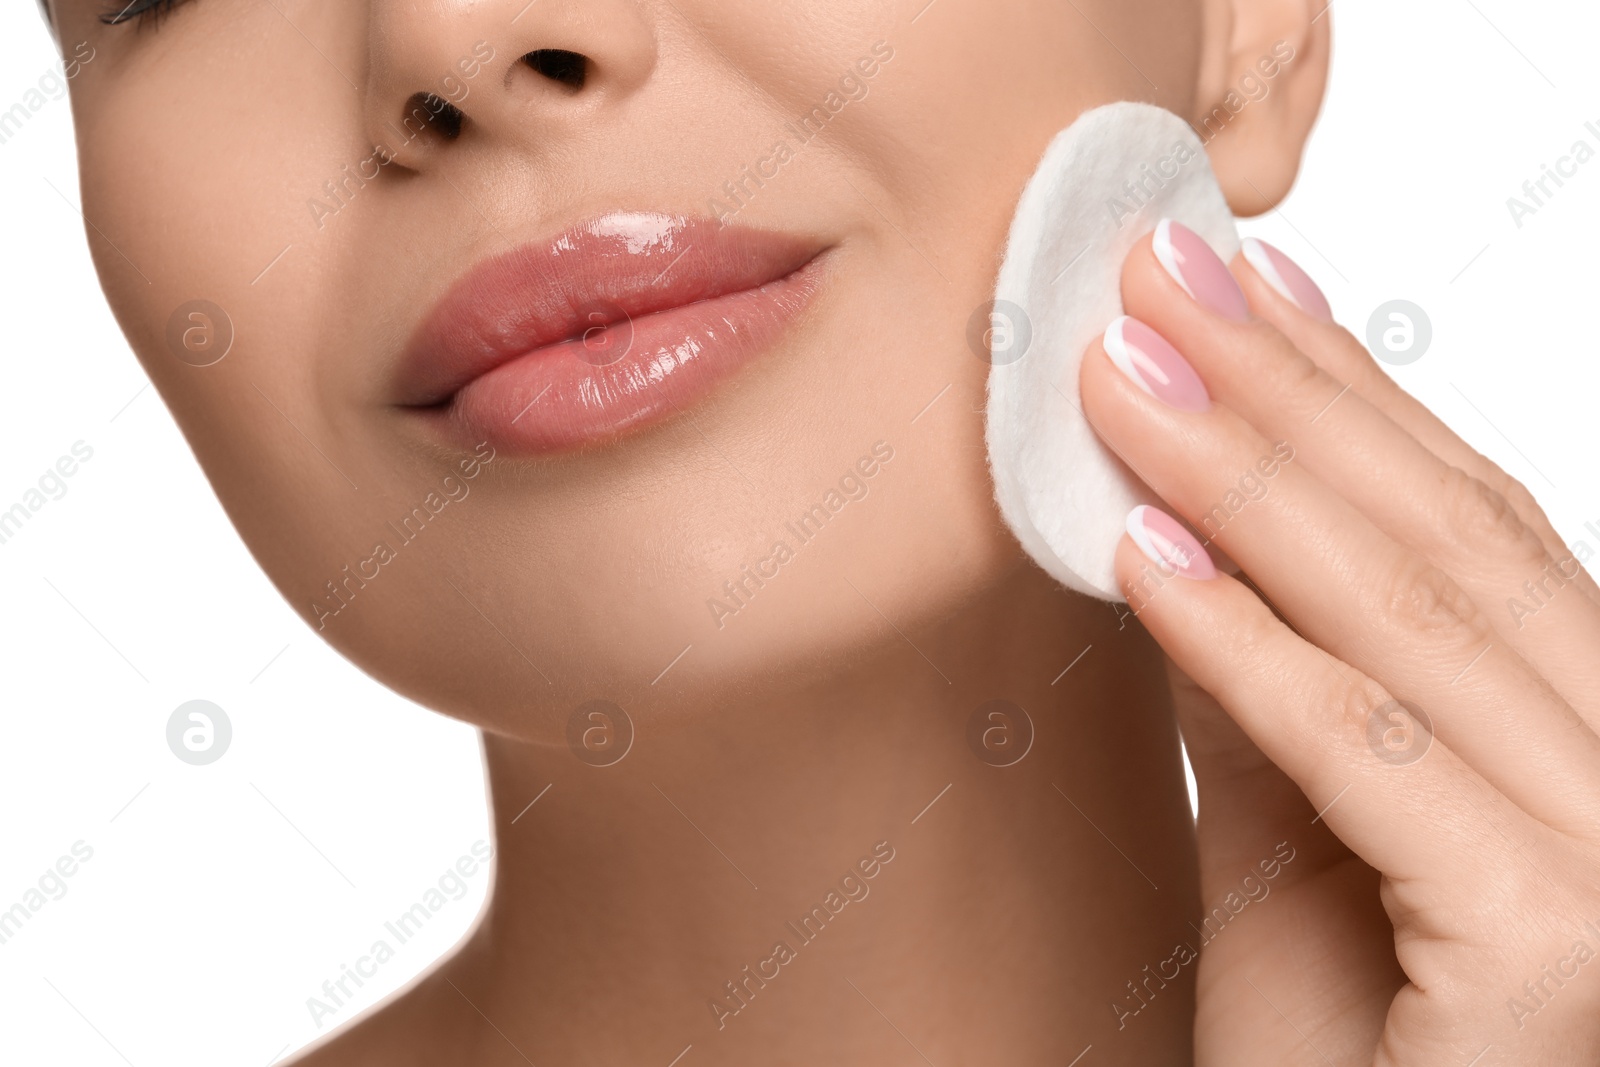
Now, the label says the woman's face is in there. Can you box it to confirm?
[53,0,1207,735]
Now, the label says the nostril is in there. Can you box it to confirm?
[523,49,588,91]
[403,92,465,141]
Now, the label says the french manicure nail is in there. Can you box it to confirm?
[1126,505,1218,579]
[1103,316,1211,412]
[1240,237,1333,322]
[1152,219,1249,322]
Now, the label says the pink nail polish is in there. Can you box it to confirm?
[1126,505,1218,579]
[1103,317,1210,412]
[1152,219,1249,322]
[1240,237,1333,322]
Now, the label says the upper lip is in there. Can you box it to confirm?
[395,212,824,407]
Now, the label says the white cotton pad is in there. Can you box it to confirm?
[984,101,1239,601]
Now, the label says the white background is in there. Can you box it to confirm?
[2,2,1597,1064]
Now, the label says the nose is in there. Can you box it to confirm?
[363,0,658,170]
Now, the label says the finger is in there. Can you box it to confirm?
[1165,655,1358,894]
[1081,329,1600,835]
[1164,654,1405,1055]
[1120,238,1600,717]
[1230,237,1600,610]
[1113,530,1542,885]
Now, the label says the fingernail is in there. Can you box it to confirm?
[1126,505,1218,579]
[1152,219,1249,322]
[1240,237,1332,322]
[1103,316,1211,412]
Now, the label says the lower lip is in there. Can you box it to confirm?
[418,256,825,455]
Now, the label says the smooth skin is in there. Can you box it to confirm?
[1085,236,1600,1064]
[33,0,1499,1064]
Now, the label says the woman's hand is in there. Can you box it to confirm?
[1080,221,1600,1065]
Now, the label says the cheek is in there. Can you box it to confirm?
[71,33,454,695]
[682,266,1016,666]
[74,18,357,466]
[61,0,1157,735]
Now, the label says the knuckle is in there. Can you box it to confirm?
[1497,474,1543,520]
[1267,343,1333,411]
[1331,673,1395,740]
[1473,450,1526,498]
[1377,554,1493,648]
[1437,466,1546,567]
[1473,832,1580,928]
[1471,454,1550,529]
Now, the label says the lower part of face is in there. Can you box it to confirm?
[64,0,1199,735]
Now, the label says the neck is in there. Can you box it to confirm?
[427,562,1197,1064]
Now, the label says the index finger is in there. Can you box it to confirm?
[1230,237,1600,609]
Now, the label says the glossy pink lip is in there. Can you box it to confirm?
[396,212,827,454]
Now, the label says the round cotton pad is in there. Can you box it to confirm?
[984,101,1239,601]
